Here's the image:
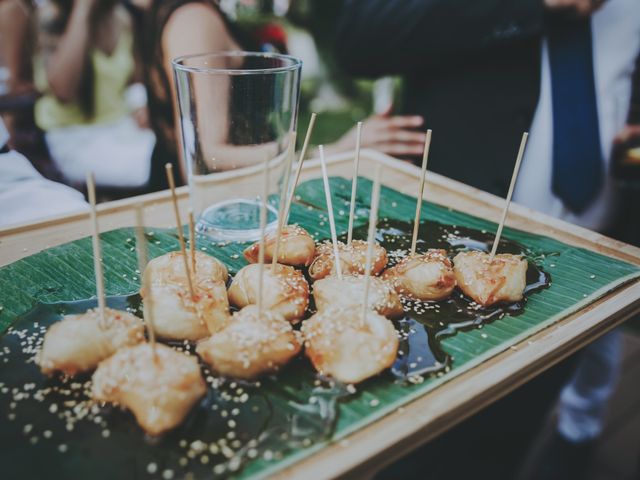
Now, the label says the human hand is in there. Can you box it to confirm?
[329,114,427,158]
[131,107,150,130]
[544,0,606,16]
[614,124,640,144]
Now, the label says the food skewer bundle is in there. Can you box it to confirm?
[37,307,145,376]
[34,120,534,440]
[137,165,233,341]
[196,304,301,380]
[140,244,231,341]
[303,159,400,384]
[199,157,302,380]
[37,174,146,376]
[227,262,309,323]
[91,194,208,436]
[377,129,457,302]
[451,132,529,307]
[91,342,207,436]
[243,224,315,267]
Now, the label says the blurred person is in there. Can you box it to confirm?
[517,42,640,479]
[336,0,639,199]
[612,53,640,247]
[0,0,35,95]
[337,1,640,480]
[125,0,428,190]
[33,0,154,189]
[0,117,88,227]
[0,0,37,153]
[130,0,245,190]
[513,5,640,479]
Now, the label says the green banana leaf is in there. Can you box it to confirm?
[0,177,638,479]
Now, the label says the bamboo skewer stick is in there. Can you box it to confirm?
[490,132,529,259]
[410,129,433,256]
[134,203,157,360]
[319,145,343,280]
[347,121,363,244]
[188,209,196,275]
[86,172,107,328]
[362,165,382,325]
[257,157,270,317]
[283,113,317,223]
[272,131,297,268]
[165,163,195,299]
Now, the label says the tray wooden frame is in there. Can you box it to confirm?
[1,150,638,479]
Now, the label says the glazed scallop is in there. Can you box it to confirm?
[309,240,388,280]
[302,307,399,384]
[453,250,528,306]
[227,263,309,323]
[382,249,457,301]
[142,250,228,286]
[243,225,316,267]
[91,343,206,436]
[37,308,145,376]
[196,305,301,380]
[312,275,404,318]
[141,280,231,341]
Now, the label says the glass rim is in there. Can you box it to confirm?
[172,51,302,75]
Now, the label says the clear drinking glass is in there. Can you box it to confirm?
[172,51,302,241]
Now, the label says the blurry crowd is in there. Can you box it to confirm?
[2,0,638,233]
[1,1,640,479]
[0,0,427,218]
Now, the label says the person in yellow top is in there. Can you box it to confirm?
[34,0,154,188]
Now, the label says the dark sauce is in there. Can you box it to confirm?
[348,219,551,381]
[0,219,550,478]
[0,295,348,479]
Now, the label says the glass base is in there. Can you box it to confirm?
[196,198,278,242]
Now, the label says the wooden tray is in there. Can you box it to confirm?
[1,150,639,479]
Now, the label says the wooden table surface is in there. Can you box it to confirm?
[1,150,639,479]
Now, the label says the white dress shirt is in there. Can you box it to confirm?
[0,120,88,228]
[513,0,640,232]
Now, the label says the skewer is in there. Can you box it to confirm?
[134,203,157,360]
[362,165,382,325]
[188,209,196,275]
[86,172,107,328]
[410,129,432,256]
[257,157,270,317]
[283,112,317,223]
[489,132,529,259]
[272,131,297,267]
[319,145,343,280]
[165,163,195,299]
[346,121,363,244]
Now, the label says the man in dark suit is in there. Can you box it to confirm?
[335,0,606,197]
[335,2,640,479]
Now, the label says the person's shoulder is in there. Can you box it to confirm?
[167,1,226,29]
[114,4,133,30]
[162,0,236,54]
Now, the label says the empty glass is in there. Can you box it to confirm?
[172,51,302,241]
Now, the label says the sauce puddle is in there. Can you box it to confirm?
[349,219,550,381]
[0,219,551,478]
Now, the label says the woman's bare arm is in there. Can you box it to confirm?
[161,2,240,177]
[0,0,33,93]
[41,0,94,103]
